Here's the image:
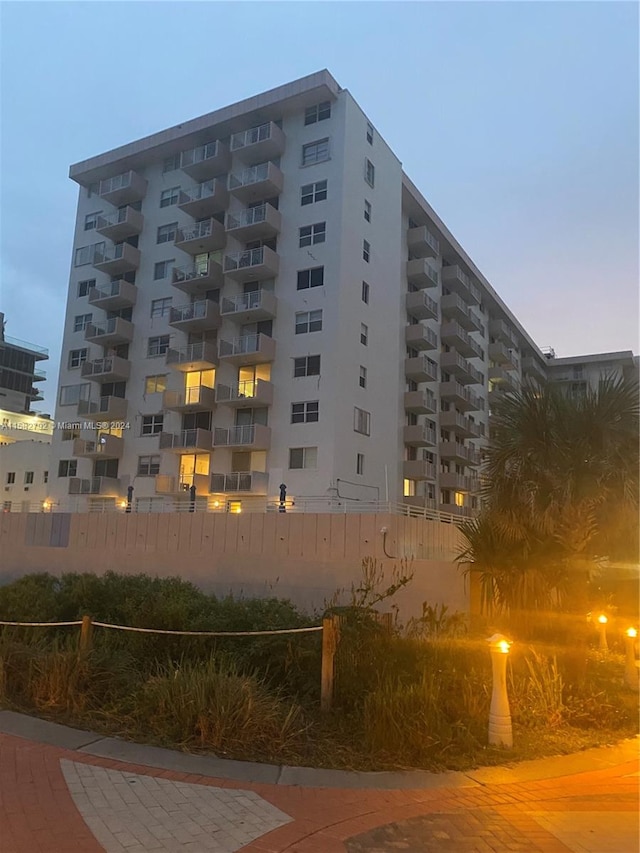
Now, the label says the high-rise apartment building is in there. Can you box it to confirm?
[545,350,638,398]
[0,313,49,416]
[47,70,571,514]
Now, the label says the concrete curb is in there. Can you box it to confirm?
[0,709,637,790]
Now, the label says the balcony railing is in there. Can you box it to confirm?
[81,356,130,382]
[68,476,123,496]
[212,424,271,449]
[95,207,144,241]
[403,424,437,446]
[405,323,437,351]
[441,321,484,360]
[169,299,220,332]
[88,279,137,310]
[440,351,484,385]
[406,258,439,289]
[73,435,124,459]
[405,291,439,321]
[442,265,481,304]
[440,472,480,492]
[223,246,279,281]
[172,254,223,294]
[177,178,229,218]
[174,218,225,253]
[180,140,230,181]
[488,341,519,370]
[407,225,439,258]
[225,203,281,239]
[440,294,485,335]
[440,410,484,439]
[159,428,213,452]
[439,380,484,411]
[99,171,147,206]
[218,333,276,364]
[210,472,269,494]
[163,385,216,411]
[84,317,134,346]
[77,395,128,421]
[229,122,285,163]
[227,162,284,200]
[92,242,140,275]
[403,460,437,481]
[489,319,518,348]
[220,289,277,322]
[439,441,482,466]
[166,341,218,371]
[404,389,437,414]
[404,355,438,383]
[215,378,274,407]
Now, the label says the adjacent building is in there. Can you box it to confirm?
[545,350,638,397]
[45,70,633,516]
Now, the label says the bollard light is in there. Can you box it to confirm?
[487,633,513,748]
[624,628,639,689]
[596,614,608,651]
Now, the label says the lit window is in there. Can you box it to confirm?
[145,375,167,394]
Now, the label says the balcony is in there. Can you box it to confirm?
[440,351,484,385]
[522,355,547,382]
[73,435,124,459]
[84,317,134,347]
[95,207,144,242]
[155,473,211,496]
[228,162,284,203]
[488,341,519,371]
[405,291,438,322]
[212,424,271,451]
[88,279,137,311]
[99,171,147,206]
[439,503,475,519]
[489,318,518,347]
[403,424,437,447]
[163,385,216,412]
[174,218,225,254]
[172,255,224,295]
[225,203,281,242]
[407,225,439,259]
[439,441,482,466]
[169,300,221,333]
[440,410,484,439]
[223,247,279,282]
[210,471,269,495]
[68,476,123,497]
[218,334,276,366]
[77,396,128,423]
[166,341,218,372]
[33,368,46,382]
[404,389,437,414]
[441,322,484,360]
[405,323,437,351]
[440,294,484,335]
[441,265,481,304]
[439,381,484,413]
[230,122,286,165]
[440,472,480,493]
[406,258,439,289]
[403,460,436,480]
[215,379,274,407]
[92,243,141,276]
[405,355,438,383]
[180,140,230,182]
[159,428,213,453]
[220,290,277,323]
[488,366,519,391]
[177,179,229,219]
[81,356,131,383]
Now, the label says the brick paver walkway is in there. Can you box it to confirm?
[0,731,637,853]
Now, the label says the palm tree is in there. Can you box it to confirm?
[458,375,639,616]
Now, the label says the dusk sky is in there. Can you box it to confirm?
[1,1,637,414]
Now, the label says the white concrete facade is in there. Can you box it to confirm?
[47,70,620,516]
[0,440,52,512]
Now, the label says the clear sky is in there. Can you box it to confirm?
[1,1,638,414]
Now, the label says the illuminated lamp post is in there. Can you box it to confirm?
[625,628,639,689]
[596,614,608,652]
[487,633,513,748]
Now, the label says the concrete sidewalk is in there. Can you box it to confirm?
[0,710,637,852]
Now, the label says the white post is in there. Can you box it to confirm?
[596,614,608,651]
[624,628,638,689]
[487,633,513,748]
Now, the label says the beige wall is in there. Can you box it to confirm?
[0,512,468,619]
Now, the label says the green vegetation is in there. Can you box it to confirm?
[0,569,636,771]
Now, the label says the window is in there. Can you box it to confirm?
[302,138,330,166]
[77,279,95,297]
[24,471,34,485]
[145,375,167,394]
[289,447,318,469]
[356,453,365,476]
[73,313,92,332]
[362,281,370,304]
[138,455,161,476]
[354,407,371,436]
[147,336,170,357]
[366,122,374,145]
[157,223,178,244]
[360,323,368,346]
[295,310,323,334]
[304,101,331,125]
[301,180,327,205]
[151,297,172,319]
[297,266,324,290]
[363,240,370,262]
[141,415,164,436]
[84,212,101,231]
[359,366,367,388]
[68,348,88,369]
[58,460,77,478]
[160,187,180,208]
[43,471,48,484]
[61,428,79,441]
[364,200,371,222]
[299,222,326,247]
[87,183,98,198]
[6,472,15,485]
[59,384,90,406]
[294,355,321,377]
[365,159,375,187]
[291,401,319,423]
[154,259,174,280]
[163,153,181,173]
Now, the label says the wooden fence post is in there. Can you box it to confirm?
[321,615,339,711]
[79,615,93,655]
